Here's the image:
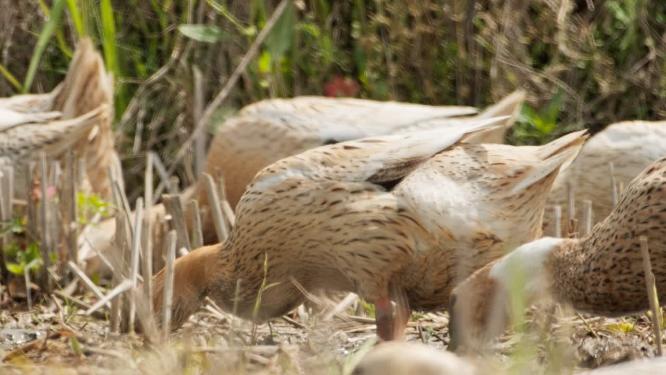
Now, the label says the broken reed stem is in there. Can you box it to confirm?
[48,160,60,270]
[143,152,154,308]
[129,198,145,334]
[66,151,78,265]
[203,173,228,242]
[163,194,191,252]
[609,163,618,207]
[25,163,37,239]
[144,152,154,210]
[163,230,177,340]
[39,152,52,293]
[85,280,132,316]
[566,182,576,236]
[141,216,153,315]
[67,261,109,307]
[640,236,663,356]
[0,167,12,282]
[24,270,32,310]
[193,65,206,177]
[218,176,236,228]
[151,151,178,203]
[109,174,131,333]
[582,200,593,236]
[189,199,203,248]
[553,205,562,238]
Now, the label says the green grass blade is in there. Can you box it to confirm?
[23,0,67,93]
[66,0,86,37]
[100,0,119,75]
[0,63,23,92]
[100,0,125,115]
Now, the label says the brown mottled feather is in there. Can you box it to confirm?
[151,126,585,335]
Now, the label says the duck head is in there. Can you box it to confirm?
[448,237,564,351]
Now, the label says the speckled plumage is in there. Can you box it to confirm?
[195,91,525,244]
[151,122,585,339]
[0,106,107,172]
[450,156,666,349]
[0,38,118,199]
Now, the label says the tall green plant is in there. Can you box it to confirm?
[22,0,67,93]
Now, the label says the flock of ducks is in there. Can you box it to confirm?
[3,39,666,371]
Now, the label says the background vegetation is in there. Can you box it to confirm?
[1,0,665,192]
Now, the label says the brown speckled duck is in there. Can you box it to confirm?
[0,106,107,172]
[150,119,585,340]
[545,120,666,234]
[0,38,118,199]
[195,90,525,244]
[449,156,666,350]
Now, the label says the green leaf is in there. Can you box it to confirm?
[23,0,67,93]
[257,51,272,74]
[70,337,83,356]
[178,24,226,43]
[6,262,24,276]
[0,63,22,92]
[265,1,295,58]
[66,0,86,36]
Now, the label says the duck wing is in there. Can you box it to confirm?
[0,108,62,130]
[240,96,478,143]
[0,105,107,162]
[249,116,508,193]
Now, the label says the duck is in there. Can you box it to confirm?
[82,91,524,276]
[148,119,586,341]
[449,156,666,350]
[545,120,666,235]
[0,108,61,129]
[194,90,525,244]
[0,38,118,200]
[352,342,476,375]
[0,106,107,172]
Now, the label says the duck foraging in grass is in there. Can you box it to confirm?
[449,156,666,351]
[149,119,586,341]
[195,90,524,244]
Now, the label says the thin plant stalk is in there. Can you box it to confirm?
[162,231,177,340]
[189,199,203,248]
[128,198,144,334]
[640,236,663,356]
[203,173,228,242]
[39,152,52,293]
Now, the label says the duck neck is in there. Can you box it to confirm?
[547,236,599,311]
[154,241,235,329]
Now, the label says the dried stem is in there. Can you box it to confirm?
[553,205,562,238]
[167,0,290,176]
[640,236,663,356]
[189,199,203,248]
[218,176,236,228]
[67,261,108,307]
[162,230,177,340]
[582,200,593,236]
[39,152,52,293]
[163,194,191,252]
[65,151,78,265]
[203,173,228,242]
[609,162,618,207]
[128,198,145,333]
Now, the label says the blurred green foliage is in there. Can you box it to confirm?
[76,191,112,225]
[0,0,665,146]
[5,242,43,277]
